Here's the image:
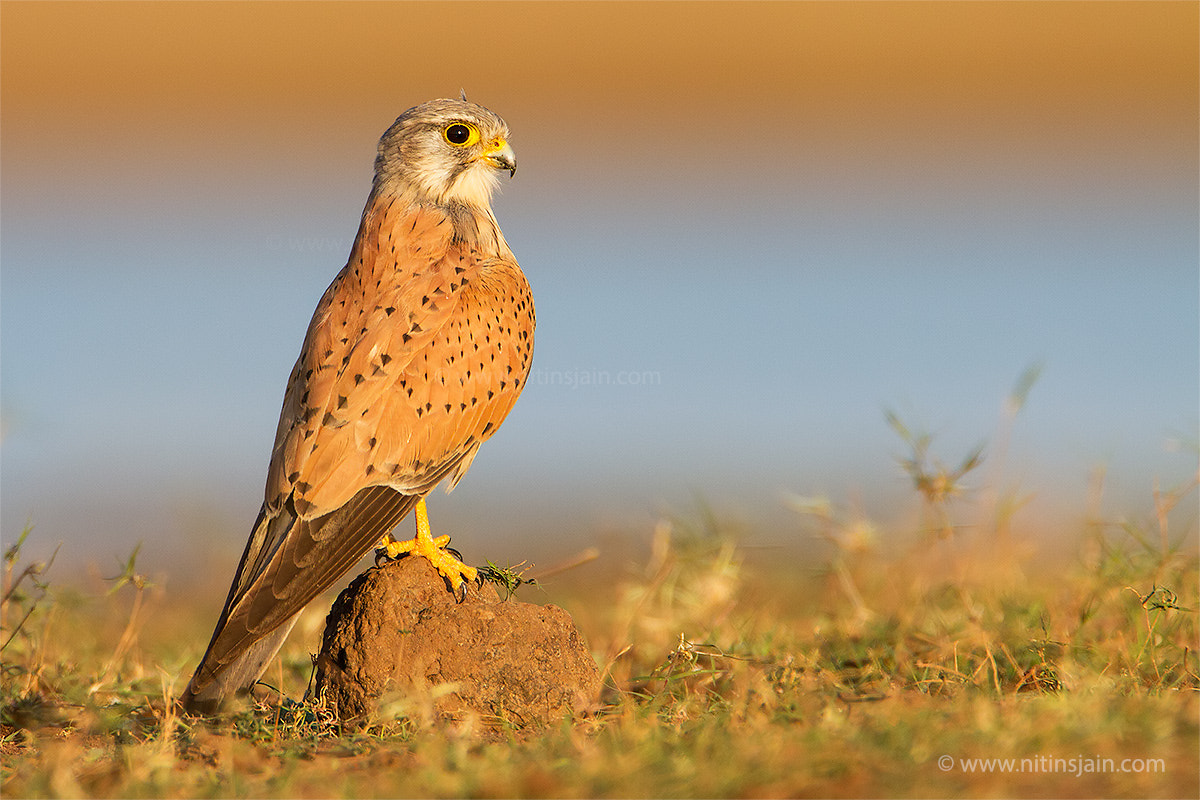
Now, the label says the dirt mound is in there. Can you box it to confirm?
[310,556,601,729]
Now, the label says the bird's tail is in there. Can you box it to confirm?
[180,617,300,714]
[180,486,418,714]
[180,505,297,714]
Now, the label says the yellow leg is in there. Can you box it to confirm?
[376,499,478,591]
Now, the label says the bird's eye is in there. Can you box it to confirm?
[443,123,479,147]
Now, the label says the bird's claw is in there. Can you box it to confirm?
[375,532,478,599]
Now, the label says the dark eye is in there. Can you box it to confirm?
[444,123,474,145]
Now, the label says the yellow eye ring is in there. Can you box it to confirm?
[443,122,480,147]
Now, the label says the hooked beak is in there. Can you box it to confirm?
[483,140,517,177]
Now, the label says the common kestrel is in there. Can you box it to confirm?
[181,99,535,713]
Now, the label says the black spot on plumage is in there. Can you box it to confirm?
[354,373,365,385]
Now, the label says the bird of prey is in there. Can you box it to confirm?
[181,99,535,714]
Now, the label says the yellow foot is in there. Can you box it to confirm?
[375,498,478,593]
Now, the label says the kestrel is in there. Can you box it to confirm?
[181,99,535,714]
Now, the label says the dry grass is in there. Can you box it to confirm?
[3,402,1198,797]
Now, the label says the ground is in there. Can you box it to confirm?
[2,467,1197,798]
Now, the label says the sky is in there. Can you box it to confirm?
[2,2,1197,580]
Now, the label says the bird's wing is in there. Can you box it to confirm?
[267,198,533,516]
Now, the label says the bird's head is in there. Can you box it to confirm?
[375,98,516,210]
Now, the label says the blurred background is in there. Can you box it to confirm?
[3,2,1197,584]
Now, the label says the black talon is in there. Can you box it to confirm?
[442,573,468,603]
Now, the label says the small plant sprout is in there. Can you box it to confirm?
[886,409,986,539]
[478,560,538,600]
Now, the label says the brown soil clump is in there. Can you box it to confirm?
[311,556,601,730]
